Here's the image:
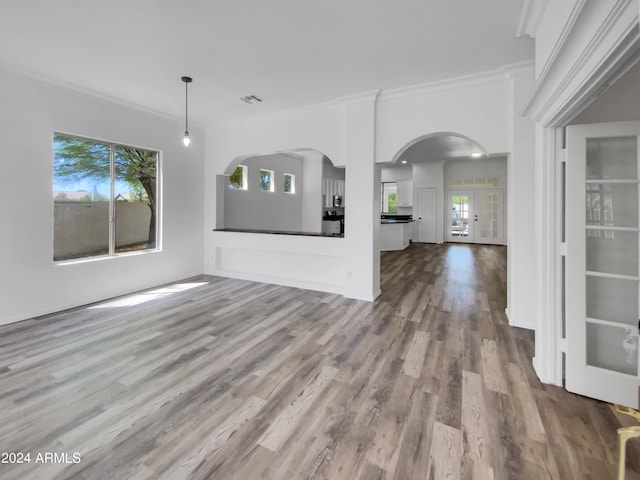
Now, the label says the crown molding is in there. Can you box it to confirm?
[0,62,194,127]
[378,61,534,103]
[516,0,549,38]
[521,0,639,124]
[337,89,381,104]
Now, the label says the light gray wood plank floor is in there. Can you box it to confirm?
[0,243,638,479]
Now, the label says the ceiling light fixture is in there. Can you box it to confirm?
[471,152,483,158]
[181,76,193,147]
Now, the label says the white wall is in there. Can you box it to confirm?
[0,69,204,325]
[381,165,412,182]
[375,74,513,164]
[204,66,536,315]
[507,67,537,330]
[211,231,345,294]
[224,154,305,231]
[204,105,349,296]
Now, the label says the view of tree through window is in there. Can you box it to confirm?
[53,133,159,261]
[284,173,295,193]
[229,165,247,190]
[381,182,397,213]
[259,169,274,192]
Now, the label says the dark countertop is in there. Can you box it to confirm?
[213,228,343,238]
[381,219,415,224]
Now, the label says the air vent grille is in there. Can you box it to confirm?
[240,95,263,104]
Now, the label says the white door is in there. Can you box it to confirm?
[447,190,504,244]
[417,187,436,243]
[566,121,640,409]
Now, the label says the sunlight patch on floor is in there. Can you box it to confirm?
[88,282,209,309]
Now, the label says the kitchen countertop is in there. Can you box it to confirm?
[380,219,415,224]
[213,228,343,238]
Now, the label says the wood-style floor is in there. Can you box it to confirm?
[1,243,639,479]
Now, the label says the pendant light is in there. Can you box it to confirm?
[181,76,192,147]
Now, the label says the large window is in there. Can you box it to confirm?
[381,182,397,213]
[53,133,159,261]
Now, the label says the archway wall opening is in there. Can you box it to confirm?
[375,76,514,166]
[203,65,536,311]
[219,148,340,233]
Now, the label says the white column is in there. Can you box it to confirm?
[342,91,381,301]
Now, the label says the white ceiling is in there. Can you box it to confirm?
[0,1,533,126]
[396,133,490,164]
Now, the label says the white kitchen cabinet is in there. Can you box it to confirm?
[397,180,413,207]
[322,220,341,235]
[380,222,411,251]
[322,178,345,207]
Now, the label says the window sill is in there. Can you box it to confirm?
[54,248,161,266]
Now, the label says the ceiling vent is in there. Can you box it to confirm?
[240,95,263,104]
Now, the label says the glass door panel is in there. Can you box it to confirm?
[566,121,640,409]
[476,190,503,243]
[586,230,639,276]
[585,276,639,326]
[586,183,638,227]
[450,193,469,239]
[586,136,637,179]
[448,190,504,244]
[587,322,638,376]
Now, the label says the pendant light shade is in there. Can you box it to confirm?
[181,76,192,147]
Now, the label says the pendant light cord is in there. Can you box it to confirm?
[185,80,189,133]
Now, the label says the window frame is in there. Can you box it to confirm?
[228,164,248,190]
[381,181,398,213]
[259,168,275,192]
[53,132,161,263]
[283,173,295,194]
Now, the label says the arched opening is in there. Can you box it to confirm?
[217,148,345,235]
[381,132,507,248]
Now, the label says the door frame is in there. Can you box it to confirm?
[565,121,640,407]
[521,3,640,386]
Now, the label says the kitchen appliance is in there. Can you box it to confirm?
[332,195,342,207]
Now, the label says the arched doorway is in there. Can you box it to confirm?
[385,132,506,245]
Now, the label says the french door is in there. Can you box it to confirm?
[565,121,640,409]
[447,189,504,244]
